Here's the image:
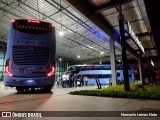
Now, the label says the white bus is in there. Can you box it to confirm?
[67,64,135,85]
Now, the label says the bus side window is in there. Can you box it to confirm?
[128,74,132,77]
[117,72,120,77]
[108,74,112,78]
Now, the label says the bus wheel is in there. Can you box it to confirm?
[16,87,24,92]
[43,86,52,92]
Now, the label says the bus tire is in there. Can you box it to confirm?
[16,87,24,92]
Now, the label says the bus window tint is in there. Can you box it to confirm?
[83,74,112,78]
[81,67,86,71]
[117,72,120,77]
[128,74,132,77]
[68,66,75,71]
[102,66,111,70]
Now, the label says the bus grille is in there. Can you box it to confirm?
[13,46,50,65]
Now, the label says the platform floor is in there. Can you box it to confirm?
[0,82,160,120]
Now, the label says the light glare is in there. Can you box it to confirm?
[100,51,104,54]
[59,31,64,36]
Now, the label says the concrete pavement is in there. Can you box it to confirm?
[0,82,159,120]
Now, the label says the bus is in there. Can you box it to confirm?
[67,64,134,85]
[4,19,56,92]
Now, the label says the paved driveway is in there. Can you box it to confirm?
[0,82,159,120]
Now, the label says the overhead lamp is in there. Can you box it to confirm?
[118,59,121,62]
[99,62,102,64]
[77,55,80,58]
[59,58,62,61]
[90,46,93,49]
[100,51,104,54]
[151,60,154,66]
[59,31,64,36]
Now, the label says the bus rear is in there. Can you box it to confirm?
[4,19,56,92]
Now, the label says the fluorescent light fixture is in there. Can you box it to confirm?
[77,55,80,58]
[89,46,93,49]
[100,51,104,54]
[151,60,154,66]
[59,31,64,36]
[118,59,121,62]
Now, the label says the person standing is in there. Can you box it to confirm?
[72,74,74,87]
[62,73,66,88]
[66,73,69,87]
[80,74,84,87]
[84,76,88,86]
[69,72,73,87]
[73,73,77,87]
[95,75,102,89]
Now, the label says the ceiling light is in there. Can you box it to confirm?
[89,46,93,49]
[99,62,102,64]
[59,58,62,61]
[100,51,104,54]
[59,31,64,36]
[151,60,154,66]
[77,55,80,58]
[118,59,121,62]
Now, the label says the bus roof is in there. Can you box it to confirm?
[68,64,133,68]
[11,19,55,26]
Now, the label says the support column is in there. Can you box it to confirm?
[118,5,129,91]
[147,51,151,79]
[110,38,117,86]
[139,51,145,89]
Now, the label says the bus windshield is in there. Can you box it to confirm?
[12,20,54,47]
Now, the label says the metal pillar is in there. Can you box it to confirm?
[109,38,117,86]
[118,5,130,91]
[147,51,151,80]
[139,51,145,89]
